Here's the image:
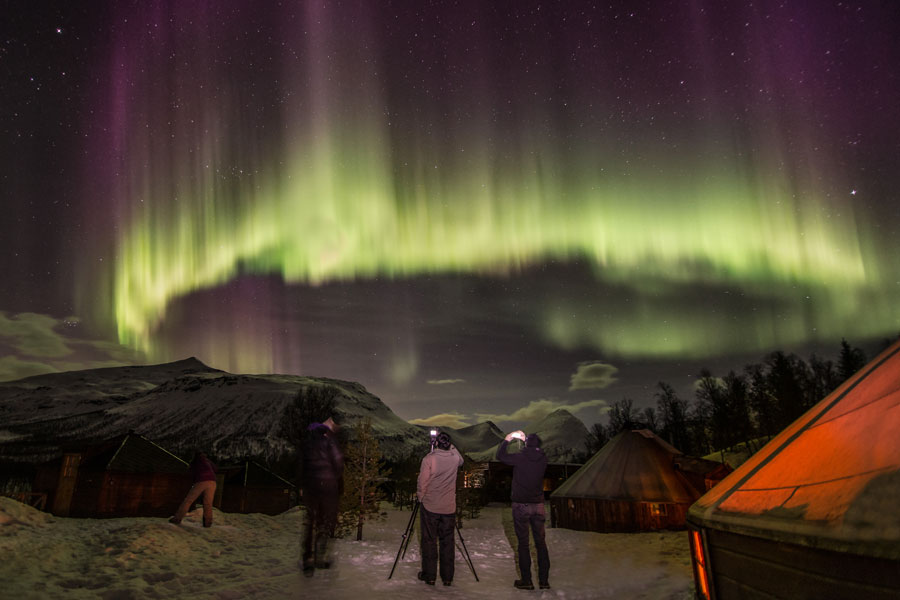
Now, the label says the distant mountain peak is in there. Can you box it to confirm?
[547,408,575,417]
[528,408,578,428]
[464,409,588,464]
[152,356,218,372]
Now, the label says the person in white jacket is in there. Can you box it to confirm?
[416,431,463,586]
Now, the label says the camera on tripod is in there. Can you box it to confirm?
[387,428,479,582]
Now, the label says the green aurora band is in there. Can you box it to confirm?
[111,128,895,361]
[98,2,898,367]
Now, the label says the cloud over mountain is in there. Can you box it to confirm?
[569,361,618,391]
[476,397,609,424]
[409,412,471,428]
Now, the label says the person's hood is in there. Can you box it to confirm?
[431,447,456,457]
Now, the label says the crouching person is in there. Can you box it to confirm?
[170,451,217,527]
[417,432,463,586]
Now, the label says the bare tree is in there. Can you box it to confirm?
[655,381,690,451]
[607,397,640,435]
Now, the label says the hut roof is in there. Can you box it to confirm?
[688,339,900,560]
[551,429,699,503]
[75,432,188,474]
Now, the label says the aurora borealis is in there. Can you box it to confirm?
[2,1,899,426]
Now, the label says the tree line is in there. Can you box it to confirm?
[580,338,885,462]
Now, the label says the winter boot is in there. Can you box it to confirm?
[514,579,534,590]
[539,581,551,589]
[418,571,436,585]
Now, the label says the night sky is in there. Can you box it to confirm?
[2,1,899,430]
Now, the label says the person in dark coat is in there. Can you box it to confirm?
[497,430,550,590]
[170,451,218,527]
[301,417,344,577]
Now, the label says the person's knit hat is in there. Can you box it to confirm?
[525,433,542,448]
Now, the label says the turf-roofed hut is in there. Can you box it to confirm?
[550,429,718,532]
[686,339,900,600]
[34,431,190,518]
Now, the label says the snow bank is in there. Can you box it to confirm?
[0,498,694,599]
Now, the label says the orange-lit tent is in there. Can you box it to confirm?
[687,339,900,599]
[550,429,716,532]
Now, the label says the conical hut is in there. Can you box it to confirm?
[550,429,720,532]
[687,339,900,599]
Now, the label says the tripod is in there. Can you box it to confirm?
[387,499,479,581]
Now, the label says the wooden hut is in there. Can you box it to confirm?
[33,432,190,518]
[687,340,900,599]
[550,429,715,532]
[219,459,295,515]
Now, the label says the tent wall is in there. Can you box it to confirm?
[551,496,690,532]
[701,528,900,600]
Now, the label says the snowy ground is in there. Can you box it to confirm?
[0,498,694,599]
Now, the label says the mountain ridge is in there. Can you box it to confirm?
[0,358,426,464]
[0,359,587,468]
[468,408,589,463]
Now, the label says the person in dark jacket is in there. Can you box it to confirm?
[301,417,344,577]
[497,430,550,590]
[170,451,217,527]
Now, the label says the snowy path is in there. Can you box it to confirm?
[301,503,694,600]
[0,498,694,599]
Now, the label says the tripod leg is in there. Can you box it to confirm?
[455,519,479,582]
[388,500,419,580]
[401,500,419,559]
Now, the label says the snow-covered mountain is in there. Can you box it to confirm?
[468,409,589,463]
[443,421,505,455]
[524,409,591,462]
[0,359,428,465]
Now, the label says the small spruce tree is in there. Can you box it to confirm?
[337,418,390,540]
